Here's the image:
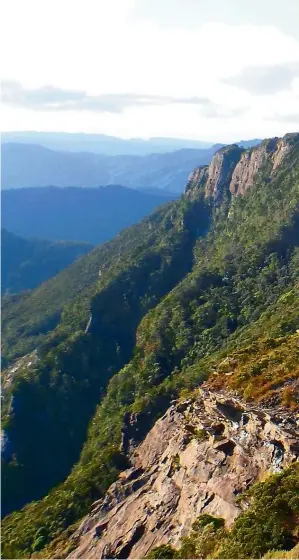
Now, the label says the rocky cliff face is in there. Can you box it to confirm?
[185,166,208,197]
[186,133,297,200]
[204,145,244,201]
[230,137,281,196]
[67,390,298,559]
[186,145,243,202]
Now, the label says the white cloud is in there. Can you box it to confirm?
[1,0,299,140]
[2,81,250,121]
[1,81,213,112]
[130,0,299,41]
[223,62,299,94]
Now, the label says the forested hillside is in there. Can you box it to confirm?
[2,133,299,559]
[1,229,92,294]
[2,185,177,245]
[2,190,210,512]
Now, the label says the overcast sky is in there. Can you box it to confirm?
[1,0,299,141]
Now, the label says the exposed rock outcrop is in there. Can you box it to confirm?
[2,350,39,393]
[229,138,275,196]
[185,166,209,198]
[67,390,298,559]
[204,145,244,201]
[272,136,292,171]
[186,133,299,200]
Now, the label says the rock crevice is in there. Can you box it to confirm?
[186,133,298,201]
[67,390,298,559]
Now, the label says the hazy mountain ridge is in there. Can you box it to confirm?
[2,139,262,192]
[2,185,177,244]
[2,142,220,192]
[1,229,92,294]
[2,133,299,559]
[1,131,214,155]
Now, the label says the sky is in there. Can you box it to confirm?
[1,0,299,142]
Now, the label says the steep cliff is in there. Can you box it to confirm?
[67,390,298,559]
[204,145,244,200]
[185,144,243,201]
[186,133,298,199]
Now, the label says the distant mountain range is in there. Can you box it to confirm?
[1,131,262,155]
[2,143,219,191]
[1,185,177,245]
[1,139,261,192]
[1,228,92,294]
[1,131,214,155]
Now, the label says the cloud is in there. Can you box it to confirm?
[2,0,299,141]
[131,0,299,41]
[266,112,299,123]
[223,62,299,94]
[2,80,213,113]
[1,80,248,120]
[201,104,249,119]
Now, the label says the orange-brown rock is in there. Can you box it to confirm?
[204,145,243,200]
[185,133,298,201]
[185,166,208,197]
[67,390,298,559]
[229,138,278,196]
